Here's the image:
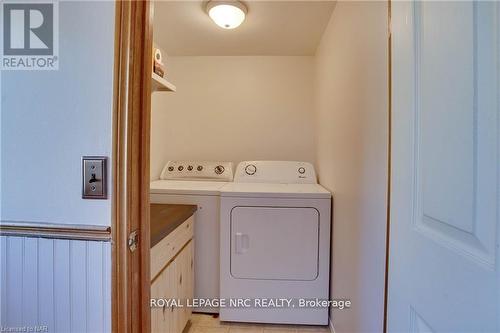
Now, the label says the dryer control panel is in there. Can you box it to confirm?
[234,161,317,184]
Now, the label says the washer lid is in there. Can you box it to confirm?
[220,182,331,199]
[150,180,229,195]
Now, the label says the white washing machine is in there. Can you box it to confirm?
[219,161,331,325]
[150,161,234,313]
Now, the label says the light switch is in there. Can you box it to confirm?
[82,156,107,199]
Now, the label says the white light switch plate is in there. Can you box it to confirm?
[82,156,107,199]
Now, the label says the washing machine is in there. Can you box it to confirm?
[150,161,234,313]
[219,161,331,325]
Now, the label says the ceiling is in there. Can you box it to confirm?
[153,1,336,56]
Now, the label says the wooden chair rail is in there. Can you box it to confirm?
[0,221,112,241]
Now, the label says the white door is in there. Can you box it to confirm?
[388,1,499,332]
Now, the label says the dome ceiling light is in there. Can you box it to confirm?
[206,1,247,30]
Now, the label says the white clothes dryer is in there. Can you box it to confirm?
[219,161,331,325]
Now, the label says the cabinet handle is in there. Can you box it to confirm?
[179,273,182,285]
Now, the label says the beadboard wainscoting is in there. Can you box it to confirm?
[0,236,111,332]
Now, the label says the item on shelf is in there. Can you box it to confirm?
[152,44,167,78]
[153,63,165,77]
[154,48,162,64]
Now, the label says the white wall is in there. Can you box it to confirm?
[1,1,115,226]
[314,2,388,332]
[0,2,115,332]
[151,56,315,179]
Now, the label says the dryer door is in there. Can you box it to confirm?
[230,206,319,281]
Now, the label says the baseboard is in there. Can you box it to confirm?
[329,318,336,333]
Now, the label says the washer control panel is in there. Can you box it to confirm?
[234,161,317,184]
[160,161,234,181]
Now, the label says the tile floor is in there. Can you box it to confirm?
[187,313,331,333]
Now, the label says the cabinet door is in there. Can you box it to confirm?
[151,275,162,332]
[151,265,169,333]
[165,262,176,333]
[179,241,194,329]
[172,253,181,333]
[186,241,194,321]
[176,242,189,332]
[151,263,175,333]
[174,240,194,333]
[151,240,195,333]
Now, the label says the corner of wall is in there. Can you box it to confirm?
[312,1,389,332]
[329,318,336,333]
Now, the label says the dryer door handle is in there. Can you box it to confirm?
[235,232,249,254]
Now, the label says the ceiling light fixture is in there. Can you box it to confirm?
[206,1,247,30]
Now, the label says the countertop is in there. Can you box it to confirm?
[150,204,197,248]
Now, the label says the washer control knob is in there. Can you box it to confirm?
[187,165,193,171]
[214,165,225,175]
[298,167,306,174]
[178,166,184,171]
[245,164,257,175]
[168,166,174,172]
[197,165,203,171]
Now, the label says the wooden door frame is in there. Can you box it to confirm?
[109,1,395,332]
[112,1,154,332]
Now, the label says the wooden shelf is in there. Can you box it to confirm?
[151,72,176,92]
